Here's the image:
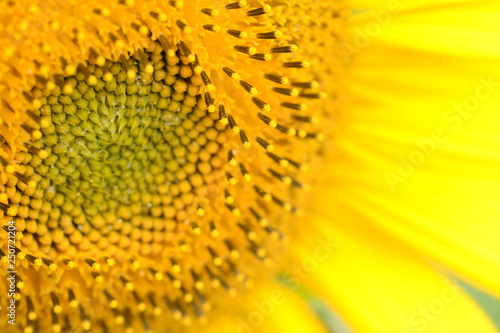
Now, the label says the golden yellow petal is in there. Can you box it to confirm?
[330,1,500,298]
[297,213,499,333]
[207,281,330,333]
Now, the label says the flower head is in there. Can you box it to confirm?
[0,1,345,331]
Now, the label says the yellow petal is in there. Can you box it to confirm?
[206,282,330,333]
[349,0,476,11]
[298,212,499,333]
[348,2,500,58]
[333,0,500,298]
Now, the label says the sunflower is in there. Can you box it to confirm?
[1,0,499,333]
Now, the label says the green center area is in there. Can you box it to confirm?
[25,46,226,255]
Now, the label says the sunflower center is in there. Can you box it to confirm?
[26,47,227,258]
[0,1,344,331]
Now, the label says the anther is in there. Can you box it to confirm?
[85,257,100,270]
[52,312,61,333]
[104,289,119,309]
[168,0,184,9]
[210,221,219,237]
[226,203,241,215]
[225,189,234,204]
[234,45,257,55]
[197,204,205,216]
[149,268,164,281]
[290,115,317,123]
[15,274,24,289]
[270,45,298,53]
[99,320,109,333]
[266,152,289,168]
[268,168,292,186]
[176,20,192,34]
[202,24,220,32]
[239,129,251,148]
[23,142,48,159]
[204,92,215,112]
[238,222,257,240]
[89,47,105,66]
[130,22,149,36]
[222,67,240,80]
[191,222,201,234]
[276,124,297,136]
[246,5,271,17]
[200,70,214,89]
[63,259,75,268]
[14,171,36,188]
[226,172,237,185]
[51,292,61,313]
[42,258,57,271]
[253,185,272,201]
[149,11,168,22]
[0,156,15,173]
[119,275,134,291]
[225,1,247,10]
[255,31,282,39]
[272,87,299,96]
[119,54,136,80]
[283,61,310,68]
[112,308,124,325]
[263,73,288,84]
[201,8,219,16]
[228,150,237,166]
[219,104,228,125]
[228,261,245,281]
[205,265,220,288]
[191,269,204,290]
[158,35,173,55]
[281,102,307,111]
[91,271,103,283]
[132,291,147,312]
[166,272,182,289]
[206,246,223,266]
[251,97,271,112]
[250,53,272,61]
[26,254,42,267]
[164,296,182,320]
[257,113,277,128]
[68,288,78,308]
[179,40,195,62]
[225,239,240,259]
[291,81,319,89]
[249,206,268,227]
[21,123,42,140]
[226,29,247,39]
[148,293,162,316]
[271,194,294,212]
[170,257,181,273]
[298,92,327,99]
[239,80,257,95]
[227,114,240,133]
[240,163,251,181]
[26,295,36,320]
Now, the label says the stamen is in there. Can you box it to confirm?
[226,29,248,39]
[246,5,271,17]
[272,87,299,96]
[282,61,310,68]
[234,45,257,55]
[263,73,289,84]
[225,1,247,10]
[255,31,283,39]
[270,45,298,53]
